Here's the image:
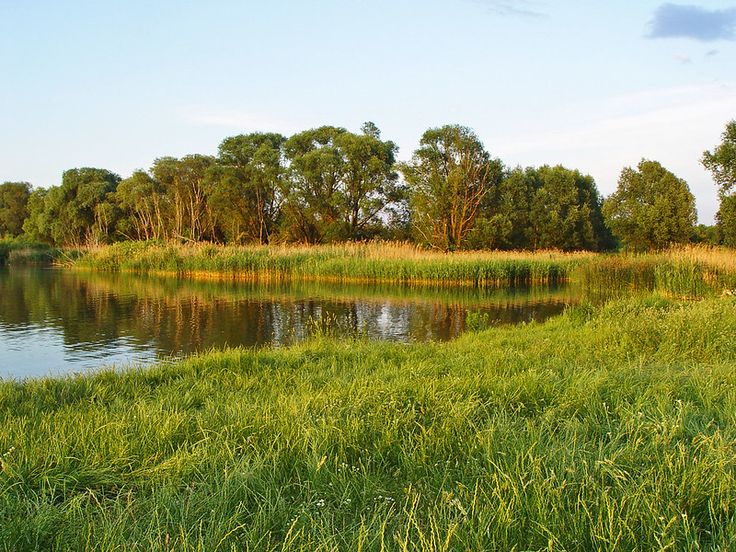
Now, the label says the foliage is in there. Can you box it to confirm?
[0,182,31,237]
[12,121,736,251]
[401,125,503,251]
[283,124,400,243]
[528,165,610,251]
[702,121,736,246]
[603,160,696,251]
[22,169,121,246]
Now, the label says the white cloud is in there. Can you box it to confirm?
[181,108,299,134]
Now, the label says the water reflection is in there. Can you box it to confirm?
[0,268,576,378]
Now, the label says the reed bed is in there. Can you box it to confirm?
[72,241,594,287]
[574,245,736,300]
[0,238,59,266]
[2,296,736,550]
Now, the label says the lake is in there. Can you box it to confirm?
[0,268,577,379]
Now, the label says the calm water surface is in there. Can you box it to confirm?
[0,268,577,379]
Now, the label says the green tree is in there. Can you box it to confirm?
[115,171,168,240]
[529,165,609,251]
[702,120,736,246]
[22,188,52,243]
[283,124,399,243]
[152,155,216,242]
[24,169,121,246]
[401,125,503,250]
[603,160,696,251]
[467,167,536,250]
[207,133,287,244]
[0,182,31,237]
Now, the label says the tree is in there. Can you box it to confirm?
[0,182,31,237]
[115,171,168,240]
[283,124,399,243]
[401,125,503,250]
[152,155,216,242]
[603,160,696,251]
[702,120,736,245]
[24,168,121,246]
[466,167,534,250]
[207,133,287,244]
[23,188,51,243]
[528,165,610,251]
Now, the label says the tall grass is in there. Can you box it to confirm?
[73,241,594,287]
[575,245,736,300]
[0,238,59,266]
[72,241,736,296]
[2,296,736,550]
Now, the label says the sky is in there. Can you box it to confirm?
[1,0,735,224]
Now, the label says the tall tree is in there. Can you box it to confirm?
[24,168,120,246]
[152,155,216,242]
[529,165,609,251]
[115,171,168,240]
[401,125,503,251]
[283,124,399,243]
[603,160,696,251]
[702,120,736,245]
[0,182,31,237]
[467,167,536,250]
[22,188,51,243]
[207,132,287,244]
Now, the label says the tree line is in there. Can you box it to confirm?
[1,121,734,251]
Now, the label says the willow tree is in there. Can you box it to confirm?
[401,125,502,251]
[603,160,696,251]
[206,132,287,244]
[702,120,736,245]
[115,171,168,240]
[0,182,31,237]
[152,155,216,242]
[283,123,399,243]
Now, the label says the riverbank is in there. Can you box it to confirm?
[0,238,61,266]
[69,241,736,297]
[71,241,591,287]
[2,295,736,550]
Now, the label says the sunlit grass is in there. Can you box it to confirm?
[72,241,596,287]
[2,295,736,550]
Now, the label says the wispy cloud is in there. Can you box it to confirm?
[706,48,720,56]
[495,83,736,223]
[181,108,299,134]
[467,0,546,18]
[647,3,736,41]
[674,53,692,63]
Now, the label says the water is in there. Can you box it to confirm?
[0,268,577,379]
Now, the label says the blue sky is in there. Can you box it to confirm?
[1,0,734,223]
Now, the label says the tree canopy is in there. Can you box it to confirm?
[401,125,503,251]
[602,160,696,251]
[0,182,31,237]
[7,120,729,251]
[702,120,736,246]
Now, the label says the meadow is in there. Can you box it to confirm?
[71,241,736,299]
[2,295,736,550]
[2,242,736,550]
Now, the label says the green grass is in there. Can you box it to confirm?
[0,238,61,267]
[2,295,736,550]
[72,241,591,288]
[71,242,736,299]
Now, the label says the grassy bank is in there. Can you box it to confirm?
[72,241,591,287]
[71,241,736,298]
[2,295,736,550]
[0,238,62,267]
